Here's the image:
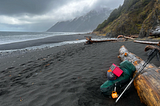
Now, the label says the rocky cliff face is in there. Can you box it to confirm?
[47,8,112,32]
[94,0,160,38]
[139,0,160,37]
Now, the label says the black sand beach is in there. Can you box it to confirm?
[0,35,159,106]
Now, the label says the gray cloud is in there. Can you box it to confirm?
[0,0,124,31]
[0,0,81,15]
[92,0,124,9]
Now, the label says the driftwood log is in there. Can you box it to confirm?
[85,37,118,44]
[117,35,135,40]
[118,45,160,106]
[134,40,160,46]
[144,45,160,54]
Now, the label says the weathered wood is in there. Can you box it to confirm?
[124,36,134,40]
[85,37,118,44]
[134,40,160,46]
[144,45,160,53]
[118,45,160,106]
[117,35,136,40]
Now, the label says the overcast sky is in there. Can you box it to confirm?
[0,0,124,32]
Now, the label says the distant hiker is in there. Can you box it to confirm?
[86,36,92,44]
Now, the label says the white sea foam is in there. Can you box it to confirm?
[0,31,86,45]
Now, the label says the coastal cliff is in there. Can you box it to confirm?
[93,0,160,38]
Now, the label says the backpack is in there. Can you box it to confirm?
[100,60,136,96]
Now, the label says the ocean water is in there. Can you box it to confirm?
[0,31,87,50]
[0,31,88,57]
[0,32,86,45]
[0,31,118,58]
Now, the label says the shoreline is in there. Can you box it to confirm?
[0,33,90,59]
[0,33,90,50]
[0,33,112,59]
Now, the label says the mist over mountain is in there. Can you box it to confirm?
[47,8,112,32]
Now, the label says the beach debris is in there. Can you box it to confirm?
[45,64,50,67]
[134,40,160,46]
[117,35,137,41]
[117,35,124,38]
[85,36,118,44]
[20,97,23,102]
[144,45,160,53]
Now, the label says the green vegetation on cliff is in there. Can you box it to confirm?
[94,0,160,37]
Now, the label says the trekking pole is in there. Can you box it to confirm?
[115,49,159,104]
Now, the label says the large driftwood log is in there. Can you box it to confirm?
[118,45,160,106]
[144,45,160,53]
[134,40,160,46]
[85,37,118,44]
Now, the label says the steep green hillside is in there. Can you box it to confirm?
[93,0,160,37]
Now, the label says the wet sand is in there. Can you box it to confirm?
[0,38,159,106]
